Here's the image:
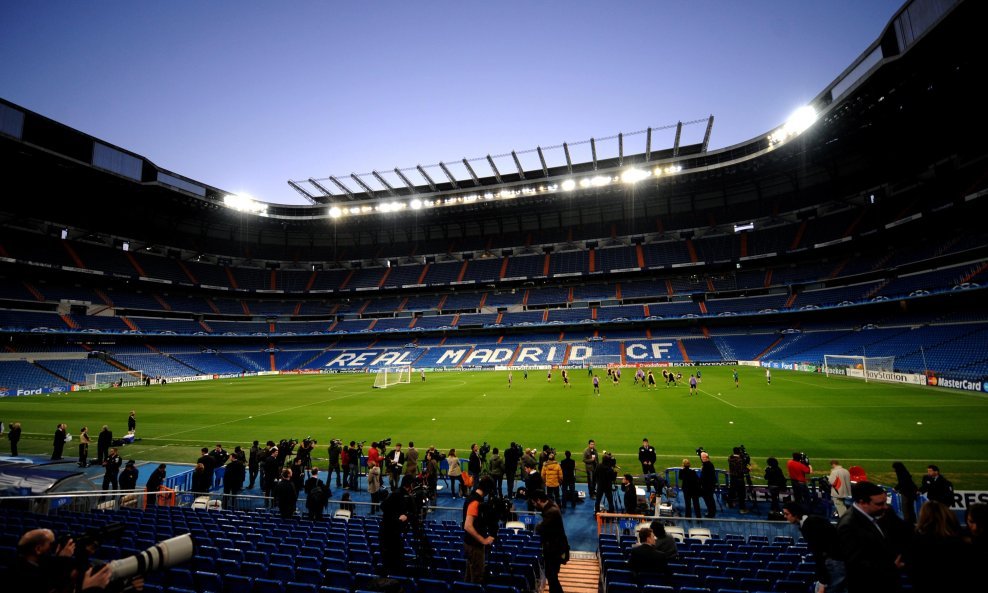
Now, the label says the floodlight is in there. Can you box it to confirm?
[561,179,576,191]
[223,193,267,214]
[579,178,591,188]
[410,198,423,210]
[621,168,650,184]
[590,176,610,187]
[329,206,343,218]
[786,105,817,135]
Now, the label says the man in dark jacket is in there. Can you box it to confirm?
[223,456,246,509]
[559,450,577,510]
[583,440,600,499]
[119,460,139,491]
[96,425,112,465]
[51,423,67,460]
[919,464,955,507]
[145,464,167,507]
[328,439,342,487]
[699,451,717,518]
[102,448,122,490]
[533,490,569,593]
[837,481,909,593]
[274,468,298,519]
[680,458,702,518]
[248,440,261,489]
[8,421,21,456]
[594,452,617,514]
[504,442,522,497]
[784,502,845,591]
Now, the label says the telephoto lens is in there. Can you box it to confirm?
[109,533,194,581]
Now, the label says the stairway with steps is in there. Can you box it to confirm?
[543,552,599,593]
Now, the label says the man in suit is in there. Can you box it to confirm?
[837,481,909,592]
[784,502,845,592]
[386,442,405,491]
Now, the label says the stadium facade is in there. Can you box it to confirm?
[0,0,985,394]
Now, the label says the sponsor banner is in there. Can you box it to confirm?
[256,371,279,376]
[928,375,988,392]
[847,368,865,379]
[279,369,323,375]
[738,360,761,367]
[949,490,988,510]
[671,361,738,367]
[166,375,213,383]
[761,361,794,370]
[865,370,926,385]
[0,386,69,397]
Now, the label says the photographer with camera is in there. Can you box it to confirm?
[728,447,749,514]
[468,443,482,483]
[462,476,497,584]
[327,439,342,488]
[788,452,813,504]
[9,528,110,593]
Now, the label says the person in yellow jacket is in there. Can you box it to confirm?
[541,452,564,504]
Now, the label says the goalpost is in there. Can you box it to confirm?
[85,370,145,387]
[823,355,896,383]
[372,366,411,389]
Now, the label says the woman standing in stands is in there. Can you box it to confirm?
[78,426,91,467]
[447,449,463,498]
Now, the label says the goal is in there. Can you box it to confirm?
[85,370,145,387]
[823,355,895,383]
[372,366,411,389]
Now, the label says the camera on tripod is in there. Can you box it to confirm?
[695,446,706,456]
[737,444,751,468]
[797,452,811,466]
[379,437,393,448]
[478,441,491,462]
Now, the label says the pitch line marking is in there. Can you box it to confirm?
[697,388,738,408]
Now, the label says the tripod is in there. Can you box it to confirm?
[744,471,761,514]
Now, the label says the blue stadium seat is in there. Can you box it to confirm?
[450,582,483,593]
[194,571,222,592]
[267,564,295,582]
[222,574,252,593]
[607,584,639,593]
[253,578,285,593]
[168,568,195,590]
[285,584,318,593]
[417,578,450,593]
[322,570,353,591]
[241,562,266,579]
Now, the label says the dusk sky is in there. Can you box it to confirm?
[1,1,903,205]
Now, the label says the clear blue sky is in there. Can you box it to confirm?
[1,1,903,205]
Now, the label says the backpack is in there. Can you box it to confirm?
[307,483,327,509]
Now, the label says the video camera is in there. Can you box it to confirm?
[695,446,705,456]
[478,441,491,462]
[379,437,393,448]
[738,444,751,468]
[797,452,811,466]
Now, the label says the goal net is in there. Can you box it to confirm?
[823,355,895,383]
[373,366,411,389]
[85,370,145,387]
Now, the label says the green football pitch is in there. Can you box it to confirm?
[3,366,988,489]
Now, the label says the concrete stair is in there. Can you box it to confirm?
[543,553,599,593]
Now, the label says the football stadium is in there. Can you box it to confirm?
[1,1,987,592]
